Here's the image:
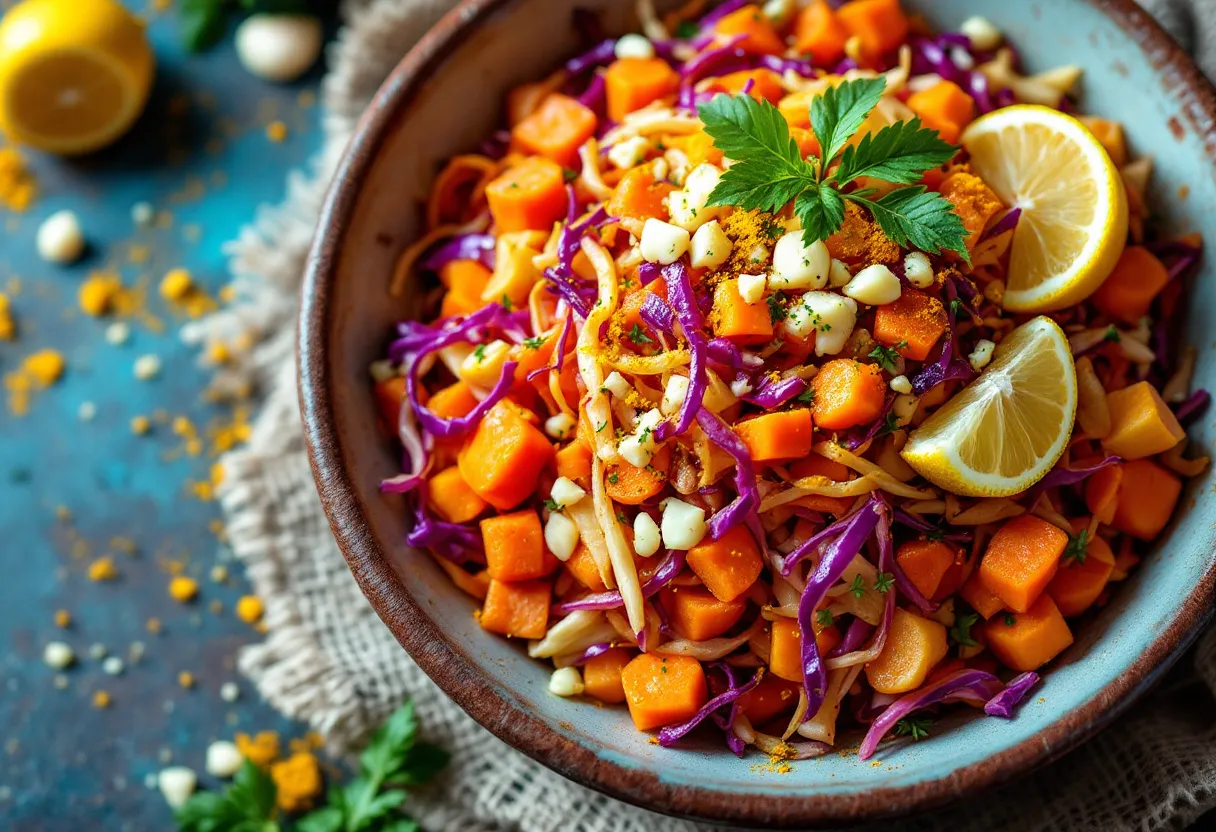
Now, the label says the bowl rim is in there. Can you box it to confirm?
[299,0,1216,825]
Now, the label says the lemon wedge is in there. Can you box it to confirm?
[0,0,154,156]
[901,316,1077,497]
[962,105,1128,313]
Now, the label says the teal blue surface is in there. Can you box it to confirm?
[0,4,326,830]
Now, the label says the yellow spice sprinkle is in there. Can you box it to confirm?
[218,285,237,303]
[130,415,151,435]
[0,292,13,340]
[168,576,199,603]
[5,349,66,416]
[207,341,230,364]
[54,610,71,628]
[159,268,193,301]
[146,617,162,634]
[266,121,288,143]
[24,350,64,385]
[235,595,264,625]
[271,752,322,812]
[235,731,281,767]
[78,272,123,317]
[0,146,37,212]
[178,671,195,689]
[87,556,118,582]
[92,690,111,709]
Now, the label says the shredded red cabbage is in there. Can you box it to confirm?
[637,261,662,285]
[742,375,808,409]
[694,408,761,540]
[979,207,1021,243]
[890,551,938,613]
[657,666,762,748]
[827,617,873,658]
[892,507,973,543]
[566,39,617,76]
[638,291,675,333]
[757,54,817,76]
[705,662,747,756]
[841,394,895,450]
[551,549,686,614]
[679,39,749,110]
[577,71,607,114]
[420,233,496,272]
[911,279,976,395]
[983,671,1040,717]
[568,642,614,666]
[1175,389,1211,425]
[526,312,575,382]
[859,669,1003,760]
[1023,455,1121,503]
[407,487,485,565]
[655,262,708,441]
[705,337,742,369]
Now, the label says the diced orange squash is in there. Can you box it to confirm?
[713,5,787,55]
[480,578,551,639]
[1102,380,1185,460]
[606,445,671,505]
[793,0,850,66]
[978,515,1069,613]
[439,259,493,318]
[1085,462,1124,525]
[606,165,675,222]
[1079,116,1128,166]
[769,616,841,682]
[960,569,1005,619]
[711,277,774,344]
[482,509,557,581]
[660,129,724,167]
[895,540,958,600]
[788,452,852,482]
[565,542,608,592]
[778,89,817,130]
[734,409,813,463]
[664,586,747,641]
[458,400,555,510]
[865,608,949,694]
[837,0,909,60]
[714,68,785,103]
[872,288,949,361]
[427,466,489,524]
[1092,246,1170,323]
[932,545,970,602]
[374,376,406,431]
[617,274,669,333]
[486,157,568,233]
[982,594,1073,672]
[555,439,593,489]
[905,80,975,144]
[583,647,631,704]
[685,525,764,603]
[510,93,597,167]
[605,58,680,122]
[939,172,1004,249]
[1110,458,1182,540]
[428,381,479,419]
[1047,526,1115,617]
[621,653,708,731]
[788,125,821,158]
[810,359,886,430]
[736,674,801,726]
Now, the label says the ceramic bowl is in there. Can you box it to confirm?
[299,0,1216,825]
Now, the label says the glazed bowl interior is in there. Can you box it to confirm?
[301,0,1216,825]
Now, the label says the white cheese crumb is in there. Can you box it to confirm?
[828,258,852,288]
[603,371,632,399]
[205,741,244,779]
[133,354,162,381]
[36,210,86,265]
[633,512,661,557]
[105,322,131,345]
[43,642,75,670]
[689,220,732,270]
[969,338,996,371]
[903,251,934,288]
[960,16,1003,51]
[770,231,829,290]
[544,412,576,440]
[543,511,579,561]
[843,264,902,306]
[890,374,913,394]
[102,657,125,676]
[607,136,651,170]
[737,273,767,304]
[219,682,241,703]
[235,14,323,83]
[641,218,691,264]
[660,498,707,550]
[549,666,585,697]
[660,375,689,415]
[131,202,155,227]
[78,401,97,422]
[550,477,586,508]
[157,767,198,809]
[614,33,656,61]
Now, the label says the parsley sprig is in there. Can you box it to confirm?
[698,78,968,259]
[176,701,447,832]
[894,716,933,741]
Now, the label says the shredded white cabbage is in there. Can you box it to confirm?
[814,441,939,499]
[796,665,863,744]
[655,619,764,660]
[529,610,616,659]
[566,497,615,590]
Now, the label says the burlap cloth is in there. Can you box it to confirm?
[202,1,1216,829]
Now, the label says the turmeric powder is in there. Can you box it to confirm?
[235,731,281,767]
[826,203,901,263]
[0,292,13,340]
[270,751,323,812]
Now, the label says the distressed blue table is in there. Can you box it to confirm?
[0,4,326,829]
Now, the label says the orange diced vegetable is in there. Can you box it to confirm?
[479,578,551,639]
[932,546,969,602]
[1110,458,1182,540]
[621,653,708,731]
[583,647,631,704]
[793,0,850,66]
[1079,116,1128,166]
[872,288,949,361]
[1047,527,1115,617]
[711,277,774,344]
[605,444,671,505]
[428,381,479,419]
[664,586,747,641]
[439,259,493,318]
[1102,380,1185,460]
[686,525,764,603]
[734,409,813,463]
[895,540,958,600]
[1085,462,1124,525]
[837,0,909,60]
[865,608,949,694]
[482,509,556,581]
[459,400,555,510]
[714,68,785,103]
[736,674,801,726]
[778,89,817,130]
[660,129,724,167]
[982,594,1073,671]
[510,93,597,167]
[565,542,608,592]
[427,466,489,524]
[770,616,841,682]
[605,58,680,122]
[939,172,1004,249]
[960,569,1005,619]
[978,515,1069,613]
[555,439,593,489]
[606,165,675,222]
[788,452,852,482]
[618,275,669,332]
[788,125,821,158]
[905,80,975,144]
[713,5,787,55]
[1092,246,1169,323]
[486,156,568,233]
[374,376,406,431]
[810,359,886,430]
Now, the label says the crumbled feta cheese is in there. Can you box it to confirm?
[603,371,632,398]
[660,375,689,415]
[157,767,197,809]
[133,354,162,381]
[219,682,240,703]
[786,292,857,355]
[729,377,753,398]
[78,401,97,422]
[960,16,1003,51]
[762,0,795,23]
[640,218,691,264]
[102,656,125,676]
[737,272,767,304]
[235,14,323,83]
[43,641,74,669]
[36,210,86,265]
[607,136,651,170]
[892,393,920,423]
[969,338,996,371]
[633,512,661,557]
[903,251,934,288]
[890,374,913,394]
[770,232,829,290]
[618,409,662,468]
[458,339,510,387]
[131,202,155,227]
[544,512,579,561]
[614,33,655,60]
[205,741,244,779]
[88,643,107,660]
[105,322,130,345]
[550,477,586,508]
[660,498,707,550]
[689,220,732,270]
[544,412,576,440]
[744,242,770,267]
[828,258,852,288]
[665,164,725,231]
[548,666,585,697]
[843,264,902,306]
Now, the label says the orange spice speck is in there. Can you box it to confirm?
[235,731,281,767]
[88,556,118,582]
[266,121,288,143]
[271,752,323,812]
[169,576,199,603]
[92,690,111,709]
[146,617,162,635]
[178,671,195,689]
[236,595,264,625]
[54,610,71,628]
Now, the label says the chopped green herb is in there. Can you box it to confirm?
[675,20,699,39]
[627,323,654,345]
[543,499,562,512]
[796,388,816,404]
[1103,325,1121,343]
[596,420,607,433]
[523,336,546,350]
[501,294,514,311]
[874,572,895,594]
[849,573,866,599]
[1063,529,1089,564]
[767,291,788,323]
[874,411,902,438]
[925,528,945,543]
[894,716,933,741]
[1003,612,1016,627]
[816,609,834,627]
[949,612,980,647]
[563,167,579,183]
[868,344,902,373]
[472,344,487,363]
[949,297,966,317]
[608,471,619,484]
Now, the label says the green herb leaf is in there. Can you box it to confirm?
[180,0,228,53]
[1103,325,1121,343]
[949,612,980,647]
[847,187,970,261]
[793,185,845,248]
[849,573,866,599]
[894,716,933,741]
[1003,612,1017,627]
[385,742,451,788]
[176,760,279,832]
[874,572,895,594]
[627,323,654,345]
[874,410,902,438]
[766,291,788,323]
[815,609,834,627]
[296,807,344,832]
[523,336,546,350]
[675,20,699,39]
[608,471,619,484]
[796,388,816,404]
[472,344,487,364]
[834,118,957,186]
[868,344,901,373]
[543,499,562,512]
[811,77,887,169]
[1063,529,1089,564]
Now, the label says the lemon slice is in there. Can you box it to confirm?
[0,0,154,156]
[962,105,1128,313]
[901,316,1077,497]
